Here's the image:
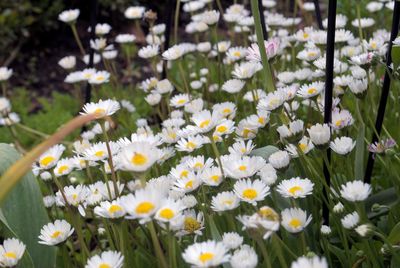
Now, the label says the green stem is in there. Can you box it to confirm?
[101,121,119,198]
[250,0,276,92]
[148,221,168,268]
[70,24,85,56]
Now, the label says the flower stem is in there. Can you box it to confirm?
[250,0,276,92]
[148,221,168,268]
[70,24,85,56]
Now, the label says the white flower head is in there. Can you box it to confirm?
[0,238,26,267]
[38,219,74,246]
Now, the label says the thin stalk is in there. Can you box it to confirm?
[101,121,119,197]
[70,24,86,56]
[250,0,276,92]
[148,221,168,268]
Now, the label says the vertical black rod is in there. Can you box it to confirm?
[162,0,175,79]
[322,0,337,224]
[313,0,324,29]
[258,0,269,40]
[84,0,98,104]
[365,2,400,183]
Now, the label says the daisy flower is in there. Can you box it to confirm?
[281,208,312,233]
[94,199,126,219]
[0,67,13,81]
[221,79,245,94]
[170,93,190,108]
[222,232,243,250]
[351,18,375,28]
[246,38,280,62]
[276,177,314,199]
[341,211,360,229]
[38,219,74,246]
[297,81,325,99]
[340,180,371,202]
[277,119,304,141]
[88,71,110,85]
[182,240,231,268]
[58,56,76,69]
[228,139,255,155]
[53,158,74,177]
[233,179,270,205]
[154,198,186,223]
[200,166,223,186]
[120,190,160,223]
[58,9,80,23]
[85,251,124,268]
[190,110,223,133]
[115,34,136,44]
[173,173,201,193]
[138,44,160,59]
[176,135,208,152]
[117,141,160,172]
[172,209,205,236]
[124,6,145,19]
[257,91,285,112]
[0,238,26,267]
[38,144,65,170]
[230,245,258,268]
[162,45,186,61]
[81,99,120,118]
[307,123,331,147]
[290,256,328,268]
[211,191,240,212]
[268,150,290,170]
[221,154,266,180]
[330,136,356,155]
[56,184,90,207]
[232,62,262,79]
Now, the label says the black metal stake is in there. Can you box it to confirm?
[313,0,324,30]
[84,0,98,105]
[365,1,400,183]
[258,0,269,40]
[162,0,175,79]
[322,0,337,224]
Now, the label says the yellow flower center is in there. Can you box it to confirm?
[177,99,186,105]
[57,165,69,174]
[135,202,155,214]
[303,32,309,39]
[238,165,247,171]
[216,125,227,133]
[185,180,194,189]
[289,218,302,228]
[307,52,317,57]
[199,119,211,128]
[184,217,201,233]
[242,128,253,138]
[51,231,62,238]
[288,186,303,195]
[299,143,308,152]
[108,204,123,214]
[233,51,241,57]
[180,170,189,178]
[258,207,279,221]
[99,264,111,268]
[210,175,220,182]
[96,75,105,81]
[4,252,16,259]
[258,117,265,125]
[194,162,203,169]
[307,87,317,94]
[242,188,257,200]
[95,151,105,157]
[159,208,175,220]
[186,142,196,149]
[131,153,148,166]
[223,200,233,205]
[371,42,377,49]
[222,108,231,114]
[40,156,55,167]
[335,120,343,127]
[94,108,106,116]
[199,252,214,263]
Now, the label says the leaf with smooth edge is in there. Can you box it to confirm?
[250,145,280,161]
[0,143,56,268]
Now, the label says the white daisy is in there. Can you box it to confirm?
[276,177,314,199]
[233,179,270,205]
[211,191,240,212]
[182,240,231,268]
[281,208,312,233]
[340,180,371,202]
[38,219,74,246]
[0,238,26,267]
[85,250,124,268]
[81,99,120,118]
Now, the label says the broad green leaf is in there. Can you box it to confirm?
[208,215,232,268]
[0,143,56,268]
[388,221,400,244]
[250,145,279,161]
[354,124,365,180]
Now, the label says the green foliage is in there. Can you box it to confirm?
[0,143,56,268]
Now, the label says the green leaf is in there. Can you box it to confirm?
[392,45,400,68]
[250,145,279,161]
[0,143,56,268]
[354,124,365,180]
[388,221,400,244]
[208,215,232,268]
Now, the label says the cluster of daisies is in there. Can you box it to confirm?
[2,0,400,267]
